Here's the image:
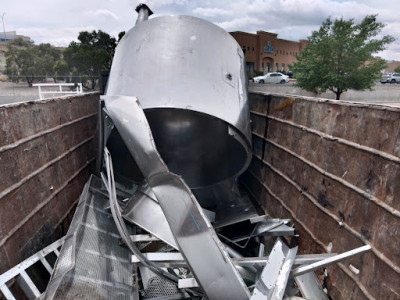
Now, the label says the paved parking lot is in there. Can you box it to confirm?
[1,80,400,107]
[0,81,94,106]
[0,81,41,105]
[249,81,400,107]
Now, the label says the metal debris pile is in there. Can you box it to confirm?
[43,4,371,299]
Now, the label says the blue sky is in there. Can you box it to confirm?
[1,0,399,60]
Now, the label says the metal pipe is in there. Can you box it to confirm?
[291,245,371,277]
[1,13,6,41]
[225,244,258,274]
[135,3,153,25]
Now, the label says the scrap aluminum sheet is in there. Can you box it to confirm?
[251,238,298,299]
[103,95,250,299]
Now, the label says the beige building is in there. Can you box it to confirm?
[0,31,31,43]
[0,31,32,73]
[230,31,308,74]
[384,60,400,73]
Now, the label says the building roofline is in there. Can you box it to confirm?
[231,30,308,45]
[277,38,301,44]
[256,30,278,37]
[229,31,257,36]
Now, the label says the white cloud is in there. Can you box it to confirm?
[2,0,399,61]
[86,9,119,20]
[192,8,232,17]
[217,17,264,31]
[136,0,188,8]
[17,26,96,46]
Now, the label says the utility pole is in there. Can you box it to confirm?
[1,13,6,42]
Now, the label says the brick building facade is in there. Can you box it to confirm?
[230,31,308,75]
[384,60,400,73]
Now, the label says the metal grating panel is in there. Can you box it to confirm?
[142,276,179,298]
[52,276,132,300]
[51,235,75,278]
[44,175,136,299]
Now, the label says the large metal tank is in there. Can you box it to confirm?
[106,6,251,190]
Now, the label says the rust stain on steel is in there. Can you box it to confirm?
[272,97,295,111]
[376,184,385,204]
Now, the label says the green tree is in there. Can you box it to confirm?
[394,66,400,73]
[118,31,126,42]
[64,30,117,89]
[35,43,62,78]
[53,60,70,82]
[10,37,33,47]
[5,43,61,86]
[291,15,394,100]
[5,44,33,85]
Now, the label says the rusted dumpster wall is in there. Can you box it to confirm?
[0,93,99,274]
[242,92,400,299]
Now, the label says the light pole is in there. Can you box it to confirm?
[1,13,6,42]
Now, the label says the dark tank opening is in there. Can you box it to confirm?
[107,108,249,188]
[106,128,144,185]
[145,108,249,188]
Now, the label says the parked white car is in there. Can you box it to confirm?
[253,72,289,84]
[381,73,400,84]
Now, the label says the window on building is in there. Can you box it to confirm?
[252,47,254,51]
[246,62,255,73]
[247,46,250,51]
[242,46,246,54]
[281,63,285,72]
[275,63,278,71]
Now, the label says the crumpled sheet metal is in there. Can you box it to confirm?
[251,238,298,299]
[103,95,250,299]
[122,184,178,249]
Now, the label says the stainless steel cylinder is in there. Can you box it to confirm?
[106,13,251,189]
